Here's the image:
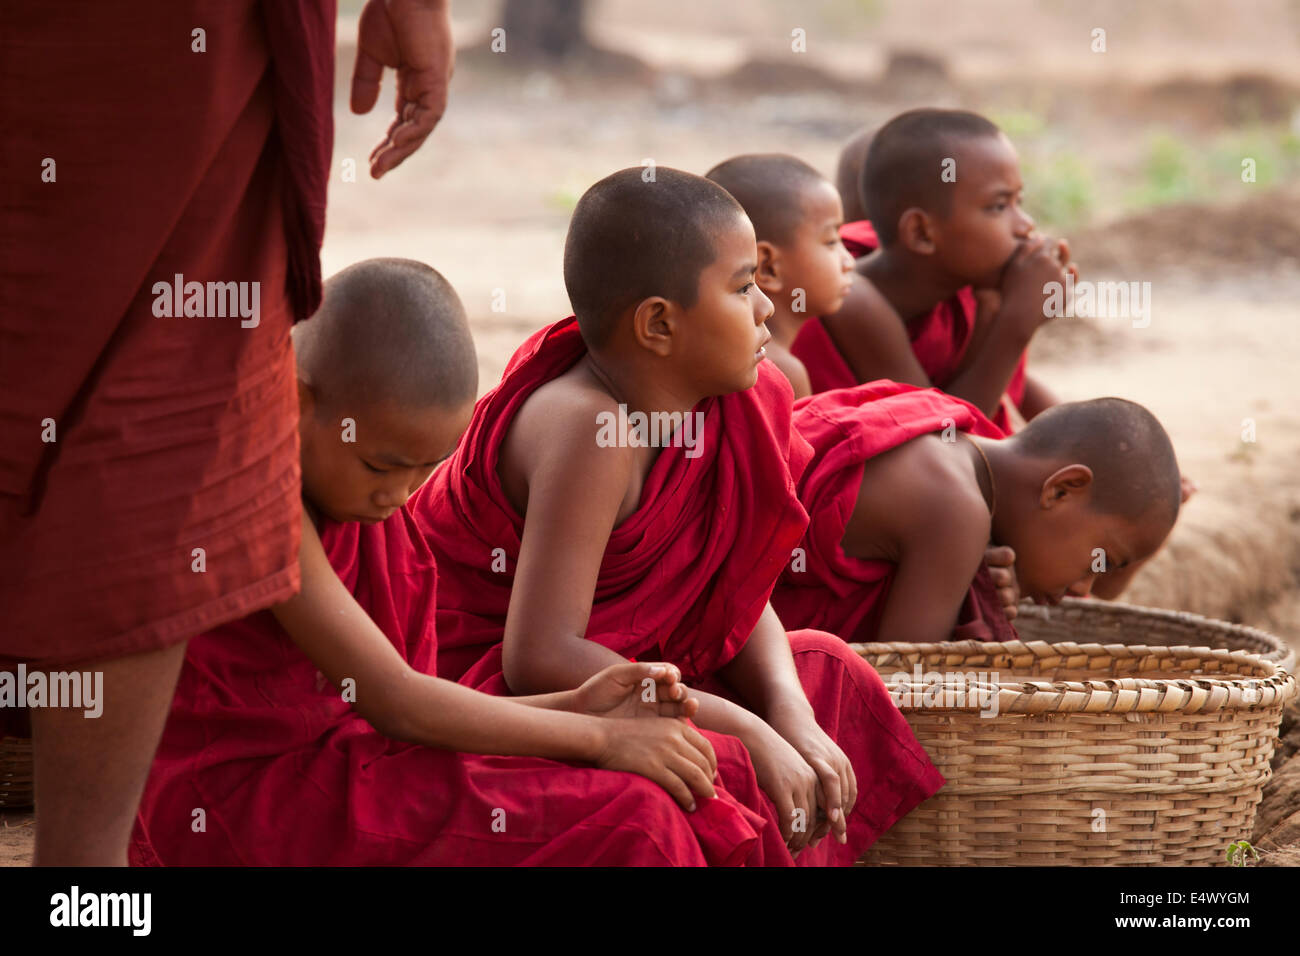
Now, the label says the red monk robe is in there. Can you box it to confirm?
[129,508,789,867]
[412,318,946,864]
[790,220,1028,433]
[771,381,1019,645]
[0,1,333,669]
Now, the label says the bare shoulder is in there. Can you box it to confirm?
[767,342,812,398]
[845,434,990,561]
[825,272,899,337]
[822,274,929,387]
[509,368,617,453]
[499,365,637,513]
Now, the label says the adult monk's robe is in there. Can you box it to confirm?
[790,219,1028,434]
[771,382,1019,644]
[412,318,945,864]
[129,508,780,867]
[0,1,333,668]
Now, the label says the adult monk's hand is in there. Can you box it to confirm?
[352,0,455,178]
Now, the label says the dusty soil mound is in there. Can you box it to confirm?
[1255,700,1300,865]
[1026,188,1300,657]
[1069,190,1300,276]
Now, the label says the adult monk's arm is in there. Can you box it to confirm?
[352,0,456,178]
[821,274,931,388]
[272,513,717,807]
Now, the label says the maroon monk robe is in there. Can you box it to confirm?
[0,1,333,669]
[129,508,788,867]
[771,381,1019,645]
[412,318,945,864]
[791,219,1028,433]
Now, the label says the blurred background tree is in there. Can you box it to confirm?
[503,0,589,61]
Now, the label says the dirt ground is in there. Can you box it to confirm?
[1039,200,1300,651]
[4,0,1299,867]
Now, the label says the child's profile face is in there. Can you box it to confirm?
[772,181,855,317]
[1009,505,1168,605]
[675,212,774,395]
[933,133,1036,288]
[299,395,473,524]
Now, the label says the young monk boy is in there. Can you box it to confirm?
[804,110,1194,598]
[834,125,875,224]
[706,152,1023,601]
[771,382,1182,645]
[704,154,856,398]
[414,168,946,864]
[790,108,1073,433]
[130,258,790,867]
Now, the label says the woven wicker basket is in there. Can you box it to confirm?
[0,738,34,810]
[1015,597,1295,672]
[855,639,1296,866]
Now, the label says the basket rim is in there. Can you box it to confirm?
[1014,597,1290,659]
[853,639,1298,714]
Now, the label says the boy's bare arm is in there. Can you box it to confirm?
[272,513,719,809]
[501,390,855,848]
[273,511,596,746]
[499,393,647,694]
[501,394,818,728]
[944,238,1064,417]
[711,603,858,849]
[822,274,931,388]
[850,453,992,644]
[1016,372,1060,421]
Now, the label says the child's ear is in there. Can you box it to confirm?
[1039,464,1094,509]
[631,296,676,358]
[756,240,782,293]
[897,208,936,255]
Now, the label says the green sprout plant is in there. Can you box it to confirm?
[1224,839,1259,867]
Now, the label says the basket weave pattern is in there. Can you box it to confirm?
[856,637,1297,866]
[0,739,34,810]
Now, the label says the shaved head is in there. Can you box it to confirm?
[293,258,477,413]
[705,153,829,246]
[563,166,745,350]
[1014,398,1181,525]
[863,109,1002,246]
[834,126,875,224]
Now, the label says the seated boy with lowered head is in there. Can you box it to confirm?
[773,382,1182,645]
